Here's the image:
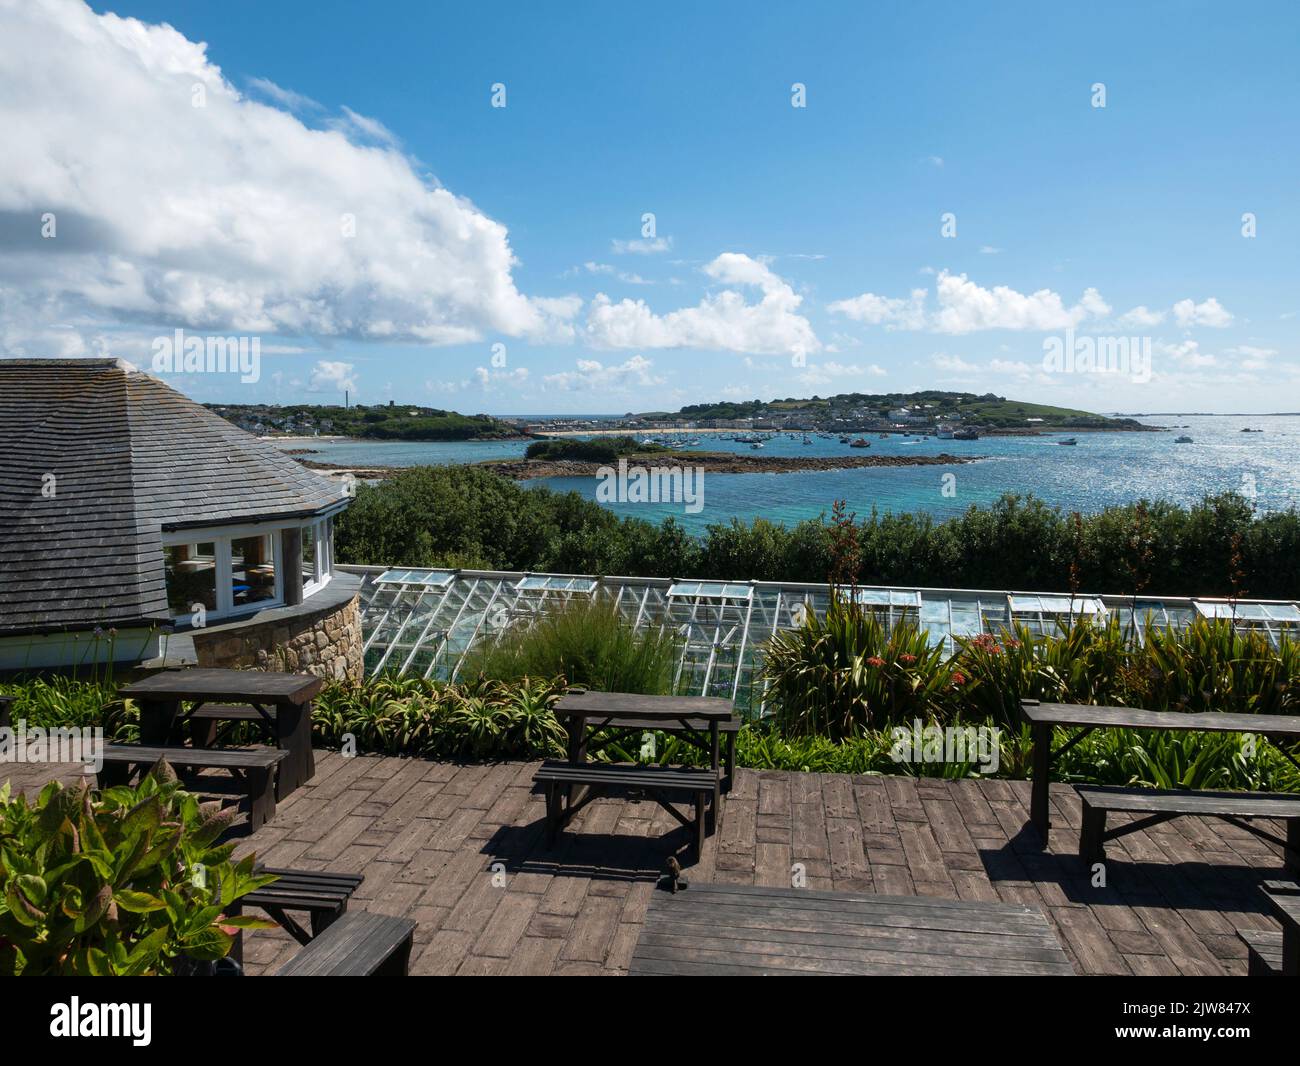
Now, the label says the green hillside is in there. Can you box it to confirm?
[639,391,1143,430]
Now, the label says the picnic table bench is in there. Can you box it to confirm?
[1019,699,1300,843]
[121,668,323,799]
[1238,882,1300,976]
[273,910,416,976]
[98,744,289,832]
[534,691,733,860]
[566,707,741,791]
[229,867,365,965]
[1077,784,1300,870]
[535,760,718,857]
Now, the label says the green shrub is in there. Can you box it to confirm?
[0,763,275,975]
[762,597,954,738]
[465,600,681,696]
[311,675,568,760]
[0,677,137,743]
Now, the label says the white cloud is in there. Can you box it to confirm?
[1119,305,1166,327]
[826,290,927,330]
[309,360,357,393]
[979,246,1002,255]
[829,272,1109,334]
[543,354,664,392]
[583,253,820,358]
[1159,340,1216,367]
[328,105,400,147]
[0,0,576,355]
[931,353,978,374]
[797,360,886,387]
[934,273,1109,334]
[611,236,673,255]
[246,76,320,113]
[1173,297,1233,328]
[473,365,530,389]
[1222,345,1277,371]
[582,262,651,285]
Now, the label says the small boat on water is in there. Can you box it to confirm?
[1058,437,1078,446]
[850,438,870,448]
[839,435,851,444]
[750,442,763,449]
[1174,435,1193,443]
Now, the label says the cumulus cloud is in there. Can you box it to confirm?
[308,360,358,393]
[933,273,1109,334]
[583,253,820,358]
[828,272,1110,334]
[826,290,927,330]
[1173,297,1233,328]
[0,0,577,356]
[1119,305,1166,327]
[543,354,664,392]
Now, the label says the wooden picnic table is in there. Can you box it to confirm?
[1020,699,1300,836]
[630,883,1075,976]
[120,668,323,799]
[1263,888,1300,976]
[553,690,734,813]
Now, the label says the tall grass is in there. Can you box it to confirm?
[464,600,681,695]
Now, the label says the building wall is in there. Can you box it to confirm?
[189,589,363,681]
[0,628,160,671]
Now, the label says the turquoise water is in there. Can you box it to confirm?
[281,415,1300,534]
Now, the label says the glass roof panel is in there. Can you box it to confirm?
[376,568,455,588]
[351,567,1297,713]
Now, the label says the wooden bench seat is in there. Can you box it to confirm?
[273,910,416,976]
[533,760,720,858]
[98,744,289,832]
[585,713,741,790]
[244,868,364,941]
[1239,928,1284,975]
[1076,785,1300,871]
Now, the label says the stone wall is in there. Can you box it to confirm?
[190,590,363,681]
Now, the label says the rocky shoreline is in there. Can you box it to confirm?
[298,451,982,482]
[476,451,982,480]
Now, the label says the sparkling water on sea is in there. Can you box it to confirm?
[281,415,1300,534]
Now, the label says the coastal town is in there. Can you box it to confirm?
[211,390,1155,444]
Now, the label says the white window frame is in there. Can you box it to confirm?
[161,510,340,624]
[302,515,335,599]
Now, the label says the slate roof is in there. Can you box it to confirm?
[0,359,345,636]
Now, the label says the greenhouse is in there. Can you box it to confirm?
[348,565,1300,712]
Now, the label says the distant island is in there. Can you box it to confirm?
[624,391,1155,434]
[206,402,528,441]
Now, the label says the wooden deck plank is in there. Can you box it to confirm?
[7,753,1292,977]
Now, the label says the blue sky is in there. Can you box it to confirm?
[4,1,1298,412]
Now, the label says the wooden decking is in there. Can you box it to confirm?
[6,754,1294,976]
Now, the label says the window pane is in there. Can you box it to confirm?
[232,535,276,605]
[164,543,217,615]
[302,523,317,584]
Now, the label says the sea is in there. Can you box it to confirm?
[277,415,1300,534]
